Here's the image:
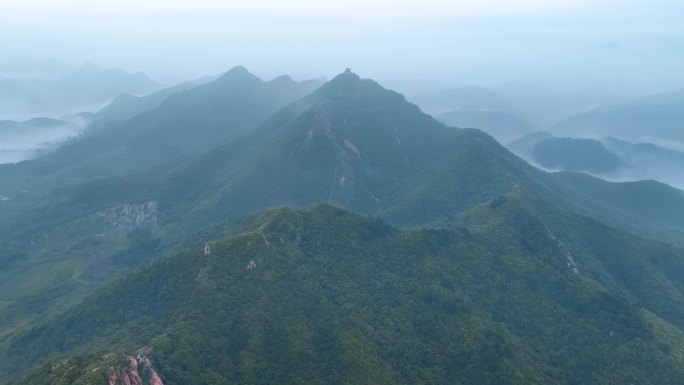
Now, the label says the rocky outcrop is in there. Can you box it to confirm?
[108,354,164,385]
[93,201,161,232]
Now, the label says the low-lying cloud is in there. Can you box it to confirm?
[0,115,89,164]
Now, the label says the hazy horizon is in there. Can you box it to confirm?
[1,0,683,95]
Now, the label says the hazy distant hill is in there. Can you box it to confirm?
[0,66,323,197]
[409,86,525,116]
[86,73,219,131]
[508,133,624,175]
[493,82,624,127]
[376,79,466,96]
[554,172,684,230]
[88,82,201,130]
[552,88,684,142]
[509,132,684,190]
[0,61,162,120]
[409,86,538,142]
[437,110,538,143]
[531,137,625,174]
[0,77,201,165]
[601,138,684,190]
[507,131,553,156]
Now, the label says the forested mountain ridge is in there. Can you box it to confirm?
[1,71,683,347]
[7,204,684,385]
[18,69,679,235]
[3,69,684,384]
[0,66,323,198]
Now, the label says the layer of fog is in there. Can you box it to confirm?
[603,166,684,191]
[0,100,110,122]
[0,116,89,164]
[511,136,684,192]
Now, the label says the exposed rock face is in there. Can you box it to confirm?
[108,355,164,385]
[93,201,161,232]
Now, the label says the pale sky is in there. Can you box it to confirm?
[1,0,683,92]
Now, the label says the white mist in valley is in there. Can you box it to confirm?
[0,116,89,164]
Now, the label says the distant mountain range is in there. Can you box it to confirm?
[408,83,625,129]
[410,86,524,116]
[409,87,540,143]
[0,66,324,196]
[2,68,684,384]
[0,73,218,165]
[0,59,162,120]
[509,132,684,190]
[437,110,539,143]
[602,138,684,189]
[501,86,684,190]
[552,87,684,143]
[492,82,625,127]
[530,137,624,174]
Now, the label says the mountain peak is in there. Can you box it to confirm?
[215,65,262,85]
[314,69,392,101]
[320,68,362,88]
[336,68,361,81]
[226,65,250,74]
[268,74,296,87]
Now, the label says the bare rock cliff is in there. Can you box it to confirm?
[108,355,163,385]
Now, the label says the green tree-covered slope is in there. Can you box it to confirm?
[0,66,322,198]
[7,204,684,385]
[2,70,684,378]
[531,137,624,174]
